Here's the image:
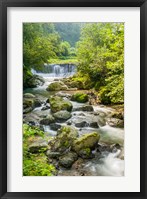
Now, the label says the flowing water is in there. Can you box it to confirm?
[24,65,124,176]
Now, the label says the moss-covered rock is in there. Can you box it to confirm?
[23,98,42,108]
[49,96,73,113]
[53,110,72,122]
[57,125,78,138]
[23,93,35,98]
[59,152,78,168]
[28,138,48,153]
[46,81,68,91]
[72,132,100,153]
[78,148,92,159]
[71,92,88,103]
[49,125,78,153]
[26,75,45,88]
[40,115,55,125]
[23,98,34,108]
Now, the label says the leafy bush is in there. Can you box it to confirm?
[23,124,56,176]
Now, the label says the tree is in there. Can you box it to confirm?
[59,41,71,57]
[77,23,124,104]
[23,23,61,70]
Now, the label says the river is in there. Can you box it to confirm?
[24,64,124,176]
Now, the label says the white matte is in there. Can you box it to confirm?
[7,7,140,192]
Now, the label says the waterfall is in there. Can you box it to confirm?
[53,65,61,76]
[31,64,77,78]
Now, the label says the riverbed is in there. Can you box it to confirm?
[23,67,124,176]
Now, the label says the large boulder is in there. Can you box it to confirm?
[72,132,100,153]
[49,96,73,113]
[71,92,88,103]
[53,110,72,122]
[28,138,48,153]
[27,75,45,88]
[46,81,68,91]
[23,98,42,113]
[59,152,78,168]
[40,115,55,125]
[50,123,61,131]
[48,125,78,154]
[75,121,88,128]
[23,98,34,108]
[106,118,124,128]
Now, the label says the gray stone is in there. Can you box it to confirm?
[59,152,78,168]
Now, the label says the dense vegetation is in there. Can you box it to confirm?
[23,124,56,176]
[23,22,124,104]
[76,23,124,104]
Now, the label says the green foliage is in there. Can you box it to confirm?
[77,23,124,104]
[71,72,94,89]
[59,41,71,57]
[23,23,60,70]
[23,124,44,138]
[23,153,56,176]
[23,124,56,176]
[54,23,83,46]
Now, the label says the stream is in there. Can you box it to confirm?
[24,64,124,176]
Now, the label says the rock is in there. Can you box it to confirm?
[28,139,48,153]
[57,125,78,138]
[72,132,100,153]
[97,143,112,153]
[49,96,73,113]
[34,99,42,108]
[23,107,33,114]
[55,91,72,99]
[111,112,124,120]
[23,93,35,98]
[71,92,88,103]
[23,98,42,111]
[41,105,50,111]
[73,105,94,112]
[106,118,124,128]
[75,121,88,128]
[46,98,49,103]
[89,122,99,128]
[53,110,72,122]
[40,115,55,125]
[23,98,34,108]
[78,148,93,159]
[110,143,121,152]
[27,75,45,88]
[97,118,106,127]
[49,126,78,153]
[63,78,84,89]
[27,121,36,126]
[50,123,61,131]
[46,150,61,158]
[59,152,78,168]
[46,81,68,91]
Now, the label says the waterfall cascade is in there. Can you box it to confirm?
[31,64,77,77]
